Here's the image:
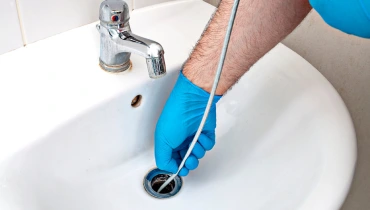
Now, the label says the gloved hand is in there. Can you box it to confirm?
[309,0,370,38]
[155,71,222,176]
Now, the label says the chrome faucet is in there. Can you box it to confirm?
[96,0,166,78]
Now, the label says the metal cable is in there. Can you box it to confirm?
[158,0,240,193]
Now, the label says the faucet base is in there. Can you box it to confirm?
[99,58,131,73]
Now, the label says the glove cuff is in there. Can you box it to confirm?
[178,71,222,103]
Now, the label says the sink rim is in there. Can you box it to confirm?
[0,1,356,209]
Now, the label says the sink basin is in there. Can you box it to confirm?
[0,0,356,210]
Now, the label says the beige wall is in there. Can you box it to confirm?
[204,0,370,209]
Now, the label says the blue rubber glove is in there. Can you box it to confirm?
[155,71,221,176]
[309,0,370,38]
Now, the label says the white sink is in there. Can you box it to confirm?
[0,1,356,210]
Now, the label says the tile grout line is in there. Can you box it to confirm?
[15,0,27,46]
[131,0,135,11]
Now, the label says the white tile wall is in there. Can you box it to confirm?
[0,0,177,51]
[0,0,23,55]
[133,0,174,10]
[16,0,133,44]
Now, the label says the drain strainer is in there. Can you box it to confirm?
[143,168,182,199]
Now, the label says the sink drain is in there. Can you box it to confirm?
[143,168,182,199]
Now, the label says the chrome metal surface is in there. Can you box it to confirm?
[143,168,182,199]
[97,0,166,77]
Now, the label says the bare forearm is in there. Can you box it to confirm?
[183,0,311,95]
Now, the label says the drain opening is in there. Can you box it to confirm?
[143,168,182,199]
[151,174,175,194]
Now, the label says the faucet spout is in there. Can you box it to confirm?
[97,0,166,78]
[116,31,166,78]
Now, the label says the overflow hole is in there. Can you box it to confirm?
[131,95,142,107]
